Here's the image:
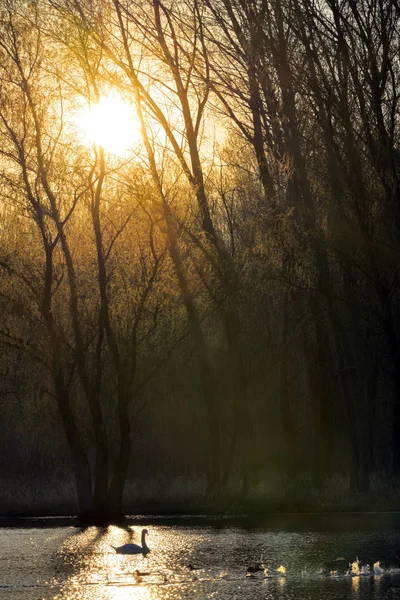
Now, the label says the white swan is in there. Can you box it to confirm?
[112,528,150,555]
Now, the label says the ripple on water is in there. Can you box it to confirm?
[1,518,400,599]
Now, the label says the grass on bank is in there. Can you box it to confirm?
[1,470,400,517]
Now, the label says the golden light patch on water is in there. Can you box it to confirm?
[59,526,100,553]
[352,575,360,594]
[97,584,154,600]
[55,525,208,600]
[277,576,286,588]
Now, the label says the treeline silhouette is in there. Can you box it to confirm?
[0,0,399,519]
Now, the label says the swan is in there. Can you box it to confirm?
[112,528,150,555]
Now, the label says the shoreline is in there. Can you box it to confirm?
[1,510,400,529]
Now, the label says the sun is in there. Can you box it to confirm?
[77,92,141,155]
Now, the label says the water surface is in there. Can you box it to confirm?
[1,514,400,599]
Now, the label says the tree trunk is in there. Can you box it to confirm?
[107,380,131,517]
[53,370,93,516]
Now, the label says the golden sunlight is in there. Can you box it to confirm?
[77,92,141,155]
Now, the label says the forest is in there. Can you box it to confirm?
[0,0,399,520]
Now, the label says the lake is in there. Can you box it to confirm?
[1,513,400,599]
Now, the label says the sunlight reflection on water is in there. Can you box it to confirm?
[55,525,219,600]
[1,518,400,599]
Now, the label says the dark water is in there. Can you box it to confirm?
[1,513,400,599]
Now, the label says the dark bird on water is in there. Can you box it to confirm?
[134,569,150,577]
[247,563,265,574]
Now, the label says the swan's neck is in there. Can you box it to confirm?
[141,531,148,549]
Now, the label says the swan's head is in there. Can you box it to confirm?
[142,528,148,535]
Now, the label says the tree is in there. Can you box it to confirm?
[0,0,166,518]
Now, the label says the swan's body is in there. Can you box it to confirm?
[113,529,150,555]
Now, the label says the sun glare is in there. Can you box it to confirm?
[77,92,141,155]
